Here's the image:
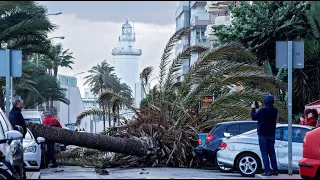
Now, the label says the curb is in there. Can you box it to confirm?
[255,174,301,179]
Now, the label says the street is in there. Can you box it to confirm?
[40,166,251,179]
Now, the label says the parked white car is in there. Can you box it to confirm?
[0,109,25,178]
[23,129,45,170]
[217,124,315,177]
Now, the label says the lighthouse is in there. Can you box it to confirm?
[112,19,145,109]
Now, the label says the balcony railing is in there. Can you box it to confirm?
[190,1,207,8]
[191,38,211,48]
[111,48,142,56]
[191,12,209,26]
[215,16,231,25]
[205,1,233,13]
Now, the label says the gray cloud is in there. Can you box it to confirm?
[47,14,175,96]
[39,1,177,25]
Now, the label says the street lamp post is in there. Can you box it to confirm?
[68,72,85,126]
[36,36,65,67]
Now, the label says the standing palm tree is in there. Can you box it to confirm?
[47,43,75,77]
[0,1,56,109]
[84,60,122,130]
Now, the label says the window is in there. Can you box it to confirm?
[239,122,257,134]
[85,92,89,98]
[275,128,282,140]
[282,127,310,143]
[226,124,240,135]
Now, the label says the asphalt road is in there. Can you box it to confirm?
[40,166,252,179]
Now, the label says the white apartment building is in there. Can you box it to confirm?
[174,1,211,89]
[54,75,89,130]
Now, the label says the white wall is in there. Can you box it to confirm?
[55,85,89,129]
[114,55,140,94]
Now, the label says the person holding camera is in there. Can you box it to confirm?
[251,95,278,176]
[299,109,318,127]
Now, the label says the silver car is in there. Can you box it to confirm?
[217,124,315,177]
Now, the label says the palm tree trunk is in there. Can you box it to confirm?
[26,123,149,156]
[53,66,58,78]
[102,103,106,132]
[108,102,111,128]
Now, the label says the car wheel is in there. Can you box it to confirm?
[215,156,234,173]
[236,153,261,177]
[0,169,15,179]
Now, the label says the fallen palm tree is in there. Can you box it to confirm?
[74,27,286,168]
[27,27,286,168]
[26,122,151,156]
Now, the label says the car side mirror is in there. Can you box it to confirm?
[224,132,232,138]
[36,137,45,144]
[15,125,24,135]
[5,130,23,141]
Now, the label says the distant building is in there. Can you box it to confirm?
[174,1,211,89]
[53,75,88,130]
[81,88,103,133]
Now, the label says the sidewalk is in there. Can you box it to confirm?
[255,174,301,179]
[26,171,41,179]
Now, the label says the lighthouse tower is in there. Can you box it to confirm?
[112,19,143,109]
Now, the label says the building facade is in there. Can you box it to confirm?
[54,74,88,130]
[204,1,235,45]
[174,1,211,87]
[81,88,106,133]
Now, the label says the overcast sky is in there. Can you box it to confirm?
[38,1,177,96]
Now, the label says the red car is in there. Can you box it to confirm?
[299,127,320,179]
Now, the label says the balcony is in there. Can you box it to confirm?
[190,1,207,8]
[215,15,231,25]
[175,3,190,20]
[111,48,142,56]
[205,24,216,41]
[190,38,211,48]
[190,12,209,26]
[205,16,231,41]
[205,1,233,13]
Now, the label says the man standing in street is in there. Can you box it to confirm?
[9,96,27,179]
[9,96,27,137]
[251,95,278,176]
[42,111,62,168]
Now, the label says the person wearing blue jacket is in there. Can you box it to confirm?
[251,95,278,176]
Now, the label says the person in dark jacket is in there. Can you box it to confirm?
[251,95,278,176]
[9,96,27,138]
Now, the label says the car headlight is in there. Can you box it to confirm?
[11,144,18,155]
[24,146,37,153]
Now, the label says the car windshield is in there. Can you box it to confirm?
[24,118,41,124]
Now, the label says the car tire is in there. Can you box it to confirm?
[215,156,234,173]
[0,169,16,179]
[236,153,261,177]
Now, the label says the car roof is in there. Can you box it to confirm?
[217,120,256,125]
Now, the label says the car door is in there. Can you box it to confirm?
[277,127,310,170]
[0,111,13,163]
